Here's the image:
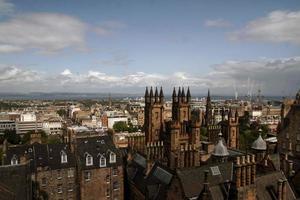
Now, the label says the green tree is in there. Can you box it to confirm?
[113,121,129,132]
[57,109,67,117]
[47,135,61,144]
[21,130,48,144]
[3,129,21,145]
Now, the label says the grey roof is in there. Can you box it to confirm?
[212,136,229,157]
[256,171,296,200]
[251,134,267,151]
[5,143,76,171]
[76,135,122,170]
[0,164,32,200]
[176,162,233,199]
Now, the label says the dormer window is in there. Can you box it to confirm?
[11,155,18,165]
[61,151,68,164]
[100,155,106,167]
[85,153,93,166]
[110,152,116,163]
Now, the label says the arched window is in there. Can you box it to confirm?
[61,151,68,164]
[100,156,106,167]
[11,155,18,165]
[86,153,93,166]
[110,152,116,163]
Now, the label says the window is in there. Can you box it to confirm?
[297,134,300,141]
[61,151,68,164]
[86,154,93,166]
[106,188,110,197]
[57,170,62,179]
[11,155,18,165]
[68,169,74,178]
[113,181,119,190]
[110,152,116,163]
[57,184,63,194]
[41,177,47,186]
[155,112,159,120]
[100,156,106,167]
[112,167,118,176]
[68,183,73,192]
[84,171,91,181]
[106,175,110,183]
[296,145,300,152]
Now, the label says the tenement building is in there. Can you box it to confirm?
[2,131,124,200]
[76,135,124,200]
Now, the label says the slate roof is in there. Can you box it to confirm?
[176,162,233,199]
[76,135,122,170]
[5,143,76,171]
[127,153,174,200]
[256,171,296,200]
[0,163,32,200]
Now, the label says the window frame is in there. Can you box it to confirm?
[100,155,106,167]
[110,152,116,163]
[85,154,93,166]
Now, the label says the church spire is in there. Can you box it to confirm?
[150,87,154,103]
[172,87,177,103]
[145,87,150,103]
[159,86,164,103]
[154,87,159,102]
[181,87,185,102]
[178,87,181,102]
[186,87,191,102]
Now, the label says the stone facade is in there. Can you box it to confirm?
[278,90,300,158]
[79,166,123,200]
[144,87,201,169]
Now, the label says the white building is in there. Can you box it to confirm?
[42,118,63,135]
[20,113,36,122]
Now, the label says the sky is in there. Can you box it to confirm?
[0,0,300,96]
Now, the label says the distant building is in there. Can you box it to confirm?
[0,120,15,134]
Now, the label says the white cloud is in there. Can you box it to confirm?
[61,69,72,76]
[0,13,87,53]
[204,19,232,28]
[1,56,299,95]
[0,66,40,82]
[229,10,300,45]
[204,57,300,95]
[0,0,14,16]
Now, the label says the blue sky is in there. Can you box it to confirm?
[0,0,300,96]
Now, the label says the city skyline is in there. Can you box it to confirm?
[0,0,300,96]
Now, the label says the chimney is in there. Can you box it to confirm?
[251,154,256,184]
[282,179,287,200]
[241,156,246,187]
[235,157,241,188]
[246,155,251,185]
[288,160,294,177]
[277,179,283,200]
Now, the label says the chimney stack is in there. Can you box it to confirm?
[235,156,241,188]
[277,179,283,200]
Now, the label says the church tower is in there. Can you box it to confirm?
[144,87,164,143]
[168,87,200,169]
[172,87,190,122]
[225,108,239,149]
[205,89,213,126]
